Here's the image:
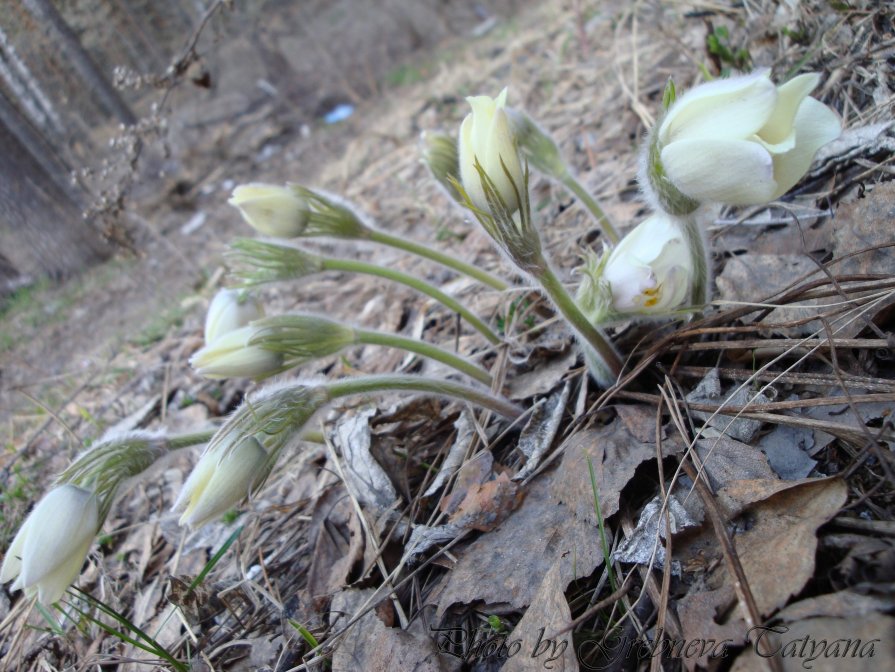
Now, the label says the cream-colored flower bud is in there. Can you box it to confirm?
[190,325,283,379]
[458,88,525,215]
[204,289,264,344]
[602,213,693,314]
[229,183,309,238]
[173,436,269,529]
[644,70,841,212]
[0,484,99,605]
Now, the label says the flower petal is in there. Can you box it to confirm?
[661,138,777,205]
[173,450,217,514]
[20,486,98,589]
[769,97,842,200]
[0,517,30,584]
[759,73,820,146]
[35,537,93,605]
[205,290,263,344]
[660,71,778,143]
[458,113,487,210]
[181,437,268,528]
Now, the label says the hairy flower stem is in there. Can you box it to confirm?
[321,257,501,344]
[366,229,508,291]
[679,216,709,307]
[167,430,216,450]
[536,266,623,384]
[559,173,620,244]
[325,375,521,419]
[356,329,492,386]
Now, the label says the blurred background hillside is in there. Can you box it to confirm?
[1,0,522,287]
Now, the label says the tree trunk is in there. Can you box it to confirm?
[21,0,137,126]
[0,88,79,203]
[0,23,65,145]
[0,115,109,288]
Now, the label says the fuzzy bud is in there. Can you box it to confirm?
[422,131,462,202]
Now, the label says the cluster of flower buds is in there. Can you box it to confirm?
[1,63,843,611]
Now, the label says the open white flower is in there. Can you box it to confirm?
[603,213,693,314]
[458,88,525,215]
[648,70,841,209]
[173,436,269,528]
[190,325,283,379]
[0,484,99,605]
[204,289,264,344]
[229,183,309,238]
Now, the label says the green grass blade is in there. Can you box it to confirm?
[189,524,243,591]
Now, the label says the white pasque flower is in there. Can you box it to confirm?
[603,213,693,314]
[204,288,264,344]
[173,436,269,528]
[650,70,841,208]
[229,183,309,238]
[458,88,525,215]
[190,325,283,379]
[0,484,99,605]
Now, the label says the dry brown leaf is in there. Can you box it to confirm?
[440,450,494,516]
[307,491,365,598]
[515,382,570,480]
[678,588,745,671]
[330,589,451,672]
[331,407,398,511]
[424,410,477,498]
[730,615,895,672]
[508,348,577,400]
[501,559,579,672]
[833,181,895,276]
[678,478,848,669]
[731,480,847,615]
[694,436,776,492]
[716,254,826,337]
[776,591,895,622]
[434,416,674,612]
[448,472,524,532]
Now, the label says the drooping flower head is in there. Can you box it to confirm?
[229,183,310,238]
[0,485,99,605]
[643,70,841,214]
[204,288,264,344]
[190,325,284,380]
[173,436,270,529]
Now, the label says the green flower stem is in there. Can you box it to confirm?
[322,257,501,345]
[356,328,492,386]
[560,174,620,244]
[366,229,509,291]
[679,216,709,307]
[537,266,623,382]
[167,430,216,450]
[325,375,520,419]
